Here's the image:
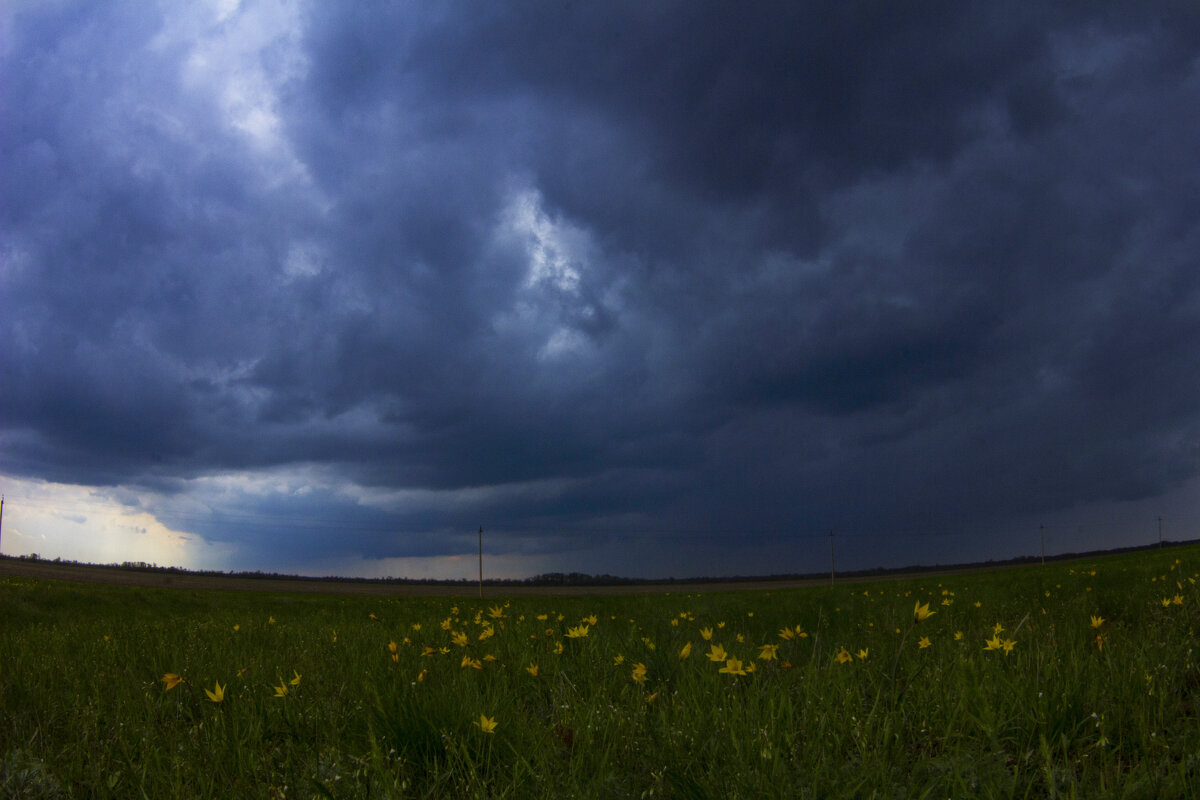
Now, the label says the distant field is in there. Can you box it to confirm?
[3,546,1200,798]
[0,556,832,595]
[0,548,1126,595]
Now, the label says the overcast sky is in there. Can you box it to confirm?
[2,1,1199,579]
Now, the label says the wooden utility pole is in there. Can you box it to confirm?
[0,495,4,556]
[477,526,484,598]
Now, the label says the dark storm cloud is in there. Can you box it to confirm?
[2,1,1199,573]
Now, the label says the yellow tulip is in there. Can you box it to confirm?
[719,657,747,676]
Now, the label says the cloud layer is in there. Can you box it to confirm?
[3,1,1199,575]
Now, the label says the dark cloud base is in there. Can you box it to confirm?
[2,1,1199,575]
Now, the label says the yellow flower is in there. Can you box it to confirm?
[488,605,506,619]
[954,631,963,641]
[388,640,399,655]
[1094,634,1104,651]
[205,681,226,703]
[1001,638,1016,655]
[438,646,450,655]
[268,616,275,625]
[553,642,564,655]
[478,627,495,642]
[719,657,747,676]
[451,631,470,648]
[670,619,680,627]
[757,644,778,661]
[795,625,808,638]
[461,656,483,670]
[289,670,302,686]
[913,601,935,623]
[411,623,421,631]
[1161,598,1172,608]
[857,648,869,661]
[917,636,931,649]
[778,627,795,641]
[1090,615,1105,629]
[583,614,598,626]
[440,617,453,630]
[1173,595,1184,606]
[679,642,692,660]
[473,714,498,734]
[717,622,726,628]
[700,627,714,641]
[974,601,982,608]
[631,662,648,683]
[993,622,1004,635]
[613,654,625,665]
[161,673,183,691]
[836,647,853,664]
[273,682,289,698]
[233,625,240,632]
[565,624,590,639]
[536,614,548,621]
[706,643,728,662]
[369,613,379,621]
[416,669,427,682]
[526,664,539,677]
[983,635,1003,651]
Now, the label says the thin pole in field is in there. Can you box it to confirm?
[829,530,835,586]
[0,495,4,555]
[477,526,483,598]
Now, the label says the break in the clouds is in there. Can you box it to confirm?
[2,1,1199,578]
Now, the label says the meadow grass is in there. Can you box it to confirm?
[3,546,1200,798]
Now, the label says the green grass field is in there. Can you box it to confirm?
[3,546,1200,798]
